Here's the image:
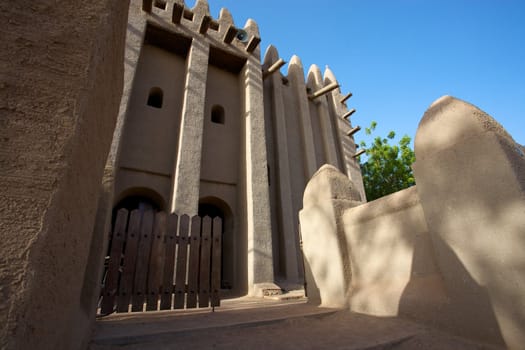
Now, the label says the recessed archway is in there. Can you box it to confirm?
[198,196,237,294]
[112,187,165,227]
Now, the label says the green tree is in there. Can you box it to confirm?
[358,121,416,201]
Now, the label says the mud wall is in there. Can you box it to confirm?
[263,46,365,285]
[0,1,129,349]
[300,96,525,349]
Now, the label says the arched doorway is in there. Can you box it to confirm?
[109,189,164,254]
[100,189,165,312]
[112,187,165,221]
[198,197,235,294]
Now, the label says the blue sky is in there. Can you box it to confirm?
[201,0,525,147]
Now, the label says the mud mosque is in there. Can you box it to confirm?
[100,0,365,300]
[1,1,524,349]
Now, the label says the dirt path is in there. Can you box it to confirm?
[90,299,500,350]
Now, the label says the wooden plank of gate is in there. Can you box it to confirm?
[174,214,190,309]
[131,210,154,312]
[100,208,128,315]
[198,216,212,308]
[186,216,201,308]
[116,209,141,313]
[211,217,222,308]
[160,213,178,310]
[146,212,166,311]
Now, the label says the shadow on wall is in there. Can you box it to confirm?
[399,232,505,346]
[299,203,340,306]
[411,96,525,348]
[300,164,362,308]
[300,96,525,349]
[349,186,505,334]
[341,187,431,316]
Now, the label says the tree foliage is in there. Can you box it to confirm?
[358,121,416,201]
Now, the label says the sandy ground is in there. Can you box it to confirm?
[90,298,501,350]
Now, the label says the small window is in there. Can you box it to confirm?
[211,105,225,124]
[147,87,163,108]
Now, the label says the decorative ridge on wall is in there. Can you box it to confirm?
[140,0,261,56]
[262,46,357,132]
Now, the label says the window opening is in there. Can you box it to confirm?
[209,21,219,31]
[154,0,167,10]
[183,9,194,21]
[211,105,225,124]
[147,87,163,108]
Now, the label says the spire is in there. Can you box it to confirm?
[306,64,323,89]
[287,55,305,77]
[243,18,260,37]
[192,0,210,16]
[323,66,338,85]
[218,7,234,33]
[262,45,279,66]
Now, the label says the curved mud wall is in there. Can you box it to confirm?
[300,96,525,349]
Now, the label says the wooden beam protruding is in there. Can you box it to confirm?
[223,25,237,43]
[340,92,353,103]
[263,58,286,79]
[347,125,361,136]
[172,3,184,24]
[246,36,261,53]
[353,149,366,158]
[342,108,356,120]
[308,82,339,100]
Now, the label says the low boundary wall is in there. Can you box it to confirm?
[300,96,525,349]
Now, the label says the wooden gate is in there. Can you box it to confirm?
[99,209,222,314]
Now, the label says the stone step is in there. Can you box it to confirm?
[263,289,306,301]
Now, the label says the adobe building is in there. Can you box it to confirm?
[5,1,524,350]
[2,1,365,348]
[96,0,365,299]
